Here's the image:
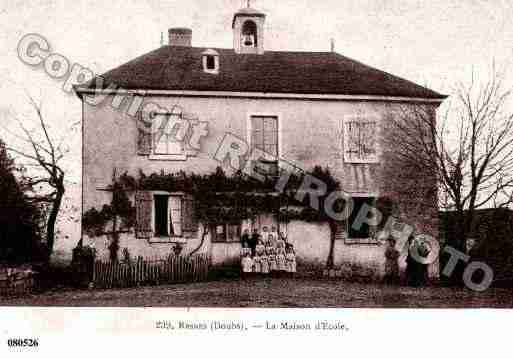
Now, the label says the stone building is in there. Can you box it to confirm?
[76,5,446,279]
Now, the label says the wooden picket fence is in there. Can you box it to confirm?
[0,269,36,298]
[92,253,211,289]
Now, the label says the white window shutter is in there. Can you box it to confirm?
[169,196,182,236]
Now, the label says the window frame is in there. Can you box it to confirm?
[211,222,242,243]
[247,113,281,176]
[149,113,187,161]
[344,193,380,245]
[206,55,216,70]
[149,191,186,243]
[342,115,380,164]
[201,50,220,74]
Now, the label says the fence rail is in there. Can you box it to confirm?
[93,254,211,289]
[0,270,35,297]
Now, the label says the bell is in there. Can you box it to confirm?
[242,34,254,46]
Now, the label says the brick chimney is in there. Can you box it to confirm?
[168,28,192,47]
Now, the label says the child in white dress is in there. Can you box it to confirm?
[260,253,270,275]
[265,240,274,257]
[285,246,297,277]
[241,253,253,279]
[276,247,287,275]
[267,247,277,275]
[253,254,262,274]
[270,226,279,244]
[261,226,269,243]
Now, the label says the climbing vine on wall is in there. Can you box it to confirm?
[82,165,343,233]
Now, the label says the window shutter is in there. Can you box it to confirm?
[169,196,182,236]
[181,194,198,237]
[137,111,152,155]
[361,122,377,160]
[344,121,360,162]
[343,119,378,163]
[135,191,153,239]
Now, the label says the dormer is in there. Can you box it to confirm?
[232,6,266,55]
[202,49,219,74]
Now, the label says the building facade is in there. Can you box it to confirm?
[76,6,445,279]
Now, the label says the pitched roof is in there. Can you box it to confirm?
[82,46,445,99]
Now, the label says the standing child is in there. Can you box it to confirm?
[269,226,279,248]
[255,239,266,256]
[285,246,297,277]
[276,247,287,276]
[384,237,400,285]
[260,252,270,275]
[268,247,278,275]
[253,253,262,275]
[241,252,253,280]
[265,237,274,256]
[276,233,286,252]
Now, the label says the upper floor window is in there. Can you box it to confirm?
[251,115,278,156]
[151,113,186,160]
[250,116,279,175]
[343,117,379,163]
[250,115,279,176]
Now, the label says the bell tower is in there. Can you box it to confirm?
[232,1,266,54]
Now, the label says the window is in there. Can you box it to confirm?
[202,49,219,74]
[153,194,182,238]
[154,195,169,237]
[150,113,186,160]
[212,223,242,243]
[206,55,216,70]
[136,191,197,240]
[250,115,279,176]
[343,118,378,163]
[347,197,376,240]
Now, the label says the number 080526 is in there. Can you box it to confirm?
[7,338,39,347]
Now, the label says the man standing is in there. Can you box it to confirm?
[241,229,250,248]
[249,228,260,256]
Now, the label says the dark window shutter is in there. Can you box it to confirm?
[137,111,152,155]
[135,191,153,238]
[181,194,198,237]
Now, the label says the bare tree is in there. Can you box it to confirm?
[387,68,513,252]
[3,94,67,261]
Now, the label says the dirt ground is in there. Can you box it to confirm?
[1,277,512,308]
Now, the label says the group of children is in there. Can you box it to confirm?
[240,226,297,277]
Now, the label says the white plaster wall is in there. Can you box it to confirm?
[82,94,440,278]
